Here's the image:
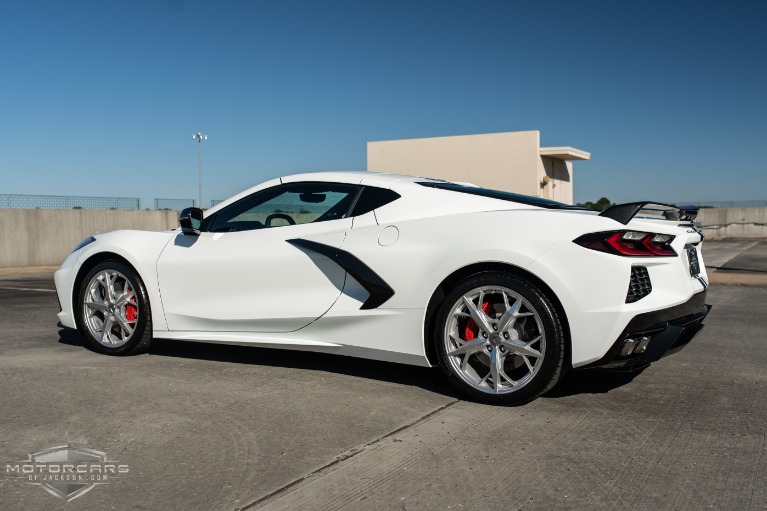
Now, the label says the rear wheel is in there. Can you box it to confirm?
[434,272,565,405]
[77,261,152,355]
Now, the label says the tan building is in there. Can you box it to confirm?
[367,130,590,205]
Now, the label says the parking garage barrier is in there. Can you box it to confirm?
[0,193,140,210]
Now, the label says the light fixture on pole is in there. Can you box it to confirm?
[192,132,208,208]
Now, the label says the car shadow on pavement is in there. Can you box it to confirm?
[58,329,643,401]
[57,329,461,399]
[543,368,644,398]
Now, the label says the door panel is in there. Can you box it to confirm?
[157,220,351,332]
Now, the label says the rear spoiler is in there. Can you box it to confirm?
[599,202,699,225]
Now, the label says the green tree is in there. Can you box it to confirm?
[576,197,613,212]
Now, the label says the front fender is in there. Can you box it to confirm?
[56,230,176,332]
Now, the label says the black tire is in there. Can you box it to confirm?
[77,261,152,355]
[434,271,565,405]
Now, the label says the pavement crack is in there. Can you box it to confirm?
[0,286,56,293]
[237,399,459,511]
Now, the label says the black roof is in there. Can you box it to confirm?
[417,182,588,210]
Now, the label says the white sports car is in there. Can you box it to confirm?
[55,172,711,405]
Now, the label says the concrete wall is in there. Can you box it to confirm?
[697,207,767,240]
[368,131,543,198]
[539,157,573,204]
[0,209,178,268]
[2,207,763,268]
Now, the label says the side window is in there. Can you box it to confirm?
[350,187,401,216]
[207,183,361,233]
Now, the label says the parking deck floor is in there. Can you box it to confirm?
[0,241,765,510]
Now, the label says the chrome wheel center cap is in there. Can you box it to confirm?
[489,332,502,346]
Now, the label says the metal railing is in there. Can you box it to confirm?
[155,198,196,211]
[676,200,767,208]
[0,193,140,210]
[6,194,760,212]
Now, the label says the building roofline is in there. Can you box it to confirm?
[368,130,540,145]
[539,146,591,161]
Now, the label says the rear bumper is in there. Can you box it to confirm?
[580,290,711,371]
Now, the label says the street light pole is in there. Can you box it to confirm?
[192,132,207,208]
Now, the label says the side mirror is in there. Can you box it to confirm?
[179,207,204,236]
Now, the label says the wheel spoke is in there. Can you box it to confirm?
[447,336,487,357]
[488,348,517,391]
[443,285,547,397]
[500,337,542,358]
[99,272,113,299]
[85,300,108,311]
[101,313,113,344]
[497,298,534,334]
[460,353,473,372]
[497,297,522,333]
[500,368,516,387]
[489,347,503,393]
[523,355,534,372]
[114,313,135,337]
[96,274,108,300]
[462,295,493,333]
[115,291,136,307]
[83,268,139,348]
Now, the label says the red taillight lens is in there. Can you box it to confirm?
[641,234,676,256]
[574,231,677,257]
[606,232,648,256]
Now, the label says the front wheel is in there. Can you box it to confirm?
[434,272,565,405]
[77,261,152,355]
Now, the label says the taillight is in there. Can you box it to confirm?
[574,231,677,257]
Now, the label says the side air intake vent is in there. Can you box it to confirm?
[626,266,652,303]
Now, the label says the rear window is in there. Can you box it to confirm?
[350,187,401,216]
[417,182,586,210]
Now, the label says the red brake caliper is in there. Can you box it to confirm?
[464,301,491,340]
[125,285,137,322]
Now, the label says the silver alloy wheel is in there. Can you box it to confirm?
[82,269,139,348]
[443,286,545,394]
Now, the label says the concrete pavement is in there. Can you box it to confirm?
[704,241,767,286]
[700,240,760,271]
[0,241,765,510]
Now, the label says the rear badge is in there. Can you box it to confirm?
[686,244,700,277]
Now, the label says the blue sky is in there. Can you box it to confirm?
[1,0,765,207]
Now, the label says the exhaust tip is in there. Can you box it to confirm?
[620,336,651,357]
[634,336,650,354]
[620,338,638,356]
